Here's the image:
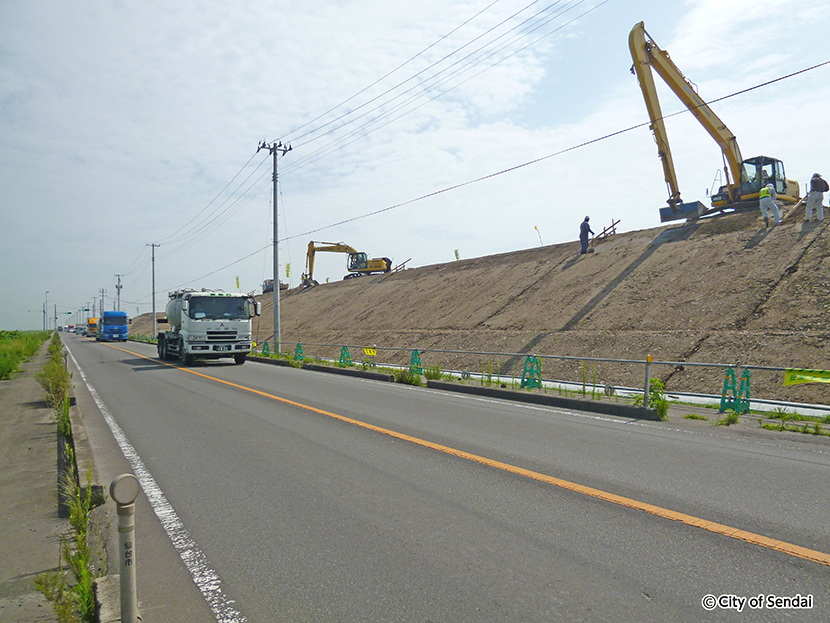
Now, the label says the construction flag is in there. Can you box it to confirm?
[235,276,240,289]
[286,263,290,278]
[783,368,830,386]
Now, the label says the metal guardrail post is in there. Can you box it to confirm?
[110,474,142,623]
[644,354,652,408]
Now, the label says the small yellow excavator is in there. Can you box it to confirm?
[629,21,800,222]
[301,241,392,288]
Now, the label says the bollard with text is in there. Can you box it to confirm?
[110,474,142,623]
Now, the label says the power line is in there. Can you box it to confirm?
[283,0,508,144]
[282,0,606,178]
[278,57,830,241]
[131,47,830,298]
[282,0,590,172]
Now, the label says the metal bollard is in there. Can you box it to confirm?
[110,474,142,623]
[643,354,652,408]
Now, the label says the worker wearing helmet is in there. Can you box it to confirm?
[579,216,594,254]
[759,183,780,227]
[805,173,828,222]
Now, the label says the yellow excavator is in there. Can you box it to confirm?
[629,21,800,222]
[301,241,392,288]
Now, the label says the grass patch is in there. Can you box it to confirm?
[424,364,443,381]
[36,454,107,623]
[0,329,49,379]
[34,334,107,622]
[633,378,670,420]
[683,414,707,421]
[393,368,423,386]
[715,412,740,426]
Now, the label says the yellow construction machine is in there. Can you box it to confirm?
[301,241,392,288]
[629,21,800,222]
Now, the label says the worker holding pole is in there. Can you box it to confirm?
[579,216,594,255]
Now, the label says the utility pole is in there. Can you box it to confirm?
[100,288,106,314]
[115,274,123,311]
[147,244,160,339]
[257,140,292,351]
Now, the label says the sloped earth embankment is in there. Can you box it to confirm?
[130,207,830,404]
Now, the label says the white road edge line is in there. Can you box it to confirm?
[67,347,247,623]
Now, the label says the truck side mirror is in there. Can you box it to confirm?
[254,301,262,316]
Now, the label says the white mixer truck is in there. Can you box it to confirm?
[157,288,261,365]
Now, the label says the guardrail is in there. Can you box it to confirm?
[253,340,829,414]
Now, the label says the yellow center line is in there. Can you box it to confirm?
[107,341,830,567]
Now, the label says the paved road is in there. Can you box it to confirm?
[65,335,830,622]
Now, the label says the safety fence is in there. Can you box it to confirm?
[253,340,829,414]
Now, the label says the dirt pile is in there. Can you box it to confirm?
[129,205,830,404]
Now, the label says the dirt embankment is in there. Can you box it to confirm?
[130,204,830,404]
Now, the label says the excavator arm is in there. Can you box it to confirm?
[629,21,743,218]
[302,241,358,287]
[301,241,391,287]
[629,21,799,220]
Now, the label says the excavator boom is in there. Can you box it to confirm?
[301,240,392,287]
[629,21,799,221]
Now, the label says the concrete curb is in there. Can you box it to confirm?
[249,355,294,367]
[93,575,121,623]
[426,380,662,420]
[302,363,395,382]
[68,396,106,507]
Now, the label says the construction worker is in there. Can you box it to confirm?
[805,173,829,222]
[579,216,594,254]
[759,183,780,227]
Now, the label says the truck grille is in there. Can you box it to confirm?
[207,330,237,341]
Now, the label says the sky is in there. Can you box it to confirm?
[2,0,829,330]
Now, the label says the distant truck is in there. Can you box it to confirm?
[97,310,129,342]
[157,288,261,366]
[86,317,98,338]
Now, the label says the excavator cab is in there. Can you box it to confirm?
[739,157,786,196]
[712,156,795,207]
[347,252,369,271]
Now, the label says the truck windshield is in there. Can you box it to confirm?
[188,297,251,320]
[102,316,127,325]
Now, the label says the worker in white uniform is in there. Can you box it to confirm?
[759,183,780,227]
[805,173,828,222]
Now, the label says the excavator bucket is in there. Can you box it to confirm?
[659,201,706,223]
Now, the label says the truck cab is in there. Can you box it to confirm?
[97,311,129,342]
[157,289,261,365]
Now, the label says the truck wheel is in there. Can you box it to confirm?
[234,353,247,365]
[158,339,167,361]
[181,351,194,366]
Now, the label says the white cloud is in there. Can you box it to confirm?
[1,0,829,328]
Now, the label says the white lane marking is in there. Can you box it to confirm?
[67,347,247,623]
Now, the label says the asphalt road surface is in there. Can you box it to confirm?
[64,335,830,622]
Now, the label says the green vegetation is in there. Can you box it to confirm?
[36,334,71,410]
[392,368,423,386]
[715,411,740,426]
[33,334,106,622]
[128,333,156,344]
[633,378,669,420]
[760,419,830,436]
[683,413,707,421]
[424,364,443,381]
[0,330,49,380]
[36,454,107,623]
